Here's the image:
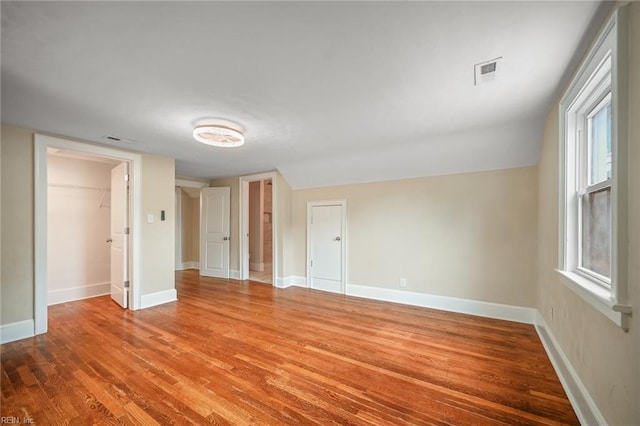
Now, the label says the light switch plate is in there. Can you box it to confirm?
[147,214,154,224]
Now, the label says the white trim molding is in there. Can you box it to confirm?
[230,269,241,280]
[0,320,35,344]
[48,282,110,306]
[140,289,178,309]
[277,276,307,289]
[556,269,631,330]
[534,313,606,425]
[178,261,200,270]
[346,284,537,324]
[175,178,209,188]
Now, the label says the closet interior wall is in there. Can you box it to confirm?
[47,154,114,305]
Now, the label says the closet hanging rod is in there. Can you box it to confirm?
[48,183,110,191]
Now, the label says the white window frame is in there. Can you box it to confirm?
[576,82,611,289]
[558,7,631,331]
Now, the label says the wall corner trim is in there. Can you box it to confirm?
[140,289,178,309]
[346,284,537,324]
[0,319,35,344]
[277,276,307,289]
[178,261,200,271]
[534,313,606,426]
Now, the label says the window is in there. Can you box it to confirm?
[578,71,612,287]
[558,8,631,331]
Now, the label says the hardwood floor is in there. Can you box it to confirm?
[1,270,578,425]
[249,262,273,284]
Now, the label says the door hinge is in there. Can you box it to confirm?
[310,260,313,267]
[124,227,130,235]
[124,280,130,288]
[124,174,130,182]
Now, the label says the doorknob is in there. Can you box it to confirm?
[223,236,230,241]
[107,238,113,243]
[335,236,341,241]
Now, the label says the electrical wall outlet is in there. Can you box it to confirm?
[400,278,407,288]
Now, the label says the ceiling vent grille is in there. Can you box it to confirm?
[474,57,502,86]
[102,135,135,143]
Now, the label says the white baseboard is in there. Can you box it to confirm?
[250,262,264,272]
[230,269,241,280]
[48,282,110,306]
[277,276,307,289]
[140,289,178,309]
[346,284,537,324]
[1,319,35,344]
[178,261,199,270]
[534,312,605,425]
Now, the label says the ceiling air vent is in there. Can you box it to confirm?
[103,135,135,143]
[474,57,502,86]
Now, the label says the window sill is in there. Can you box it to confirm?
[555,269,631,331]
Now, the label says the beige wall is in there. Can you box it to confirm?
[536,4,640,423]
[277,173,293,279]
[1,126,34,324]
[190,195,200,262]
[140,154,175,295]
[180,190,193,262]
[291,167,538,307]
[0,126,176,327]
[179,190,200,264]
[47,155,112,299]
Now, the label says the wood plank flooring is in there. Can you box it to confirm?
[1,270,578,425]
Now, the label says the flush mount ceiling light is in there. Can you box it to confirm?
[193,119,245,148]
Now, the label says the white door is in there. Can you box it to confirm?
[308,203,345,294]
[200,187,231,278]
[110,162,129,308]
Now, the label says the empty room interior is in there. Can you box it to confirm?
[1,1,638,425]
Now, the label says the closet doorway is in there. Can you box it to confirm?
[34,134,142,336]
[46,149,122,306]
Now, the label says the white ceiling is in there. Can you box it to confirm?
[1,1,604,188]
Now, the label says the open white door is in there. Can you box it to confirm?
[308,202,346,294]
[200,187,231,278]
[110,162,129,308]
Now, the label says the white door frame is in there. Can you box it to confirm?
[239,172,278,284]
[306,200,347,293]
[34,134,142,335]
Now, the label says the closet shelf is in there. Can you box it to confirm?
[49,183,111,191]
[49,183,111,208]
